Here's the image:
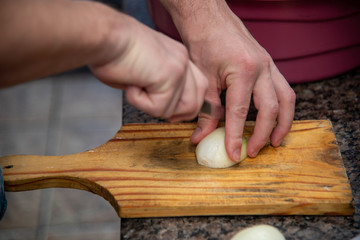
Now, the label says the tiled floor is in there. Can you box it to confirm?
[0,68,123,239]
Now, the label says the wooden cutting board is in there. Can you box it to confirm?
[0,120,354,218]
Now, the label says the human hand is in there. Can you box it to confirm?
[90,14,208,122]
[163,1,296,161]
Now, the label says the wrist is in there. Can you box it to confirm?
[159,0,239,44]
[80,1,130,68]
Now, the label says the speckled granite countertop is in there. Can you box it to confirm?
[121,68,360,240]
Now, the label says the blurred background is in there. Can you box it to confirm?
[1,0,359,239]
[0,0,152,239]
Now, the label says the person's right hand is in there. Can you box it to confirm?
[90,14,208,122]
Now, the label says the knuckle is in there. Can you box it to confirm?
[242,51,271,74]
[173,43,189,66]
[170,57,187,79]
[286,88,297,104]
[242,57,259,73]
[260,54,271,68]
[267,101,280,116]
[227,105,249,119]
[161,46,189,83]
[150,102,169,119]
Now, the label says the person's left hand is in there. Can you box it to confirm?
[161,1,296,161]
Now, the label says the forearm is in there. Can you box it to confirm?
[0,0,126,87]
[158,0,242,44]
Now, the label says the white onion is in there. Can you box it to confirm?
[231,225,285,240]
[195,127,247,168]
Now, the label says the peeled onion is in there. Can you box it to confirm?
[231,225,285,240]
[195,127,247,168]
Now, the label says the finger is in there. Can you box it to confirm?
[190,61,209,114]
[247,73,279,158]
[126,83,182,119]
[160,72,186,119]
[125,85,153,113]
[224,75,253,162]
[189,95,224,143]
[190,111,220,144]
[168,68,199,122]
[100,81,128,90]
[190,63,222,143]
[170,61,207,121]
[269,63,296,147]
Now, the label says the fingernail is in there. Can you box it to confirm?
[233,149,241,162]
[249,149,259,158]
[272,142,280,148]
[272,139,282,147]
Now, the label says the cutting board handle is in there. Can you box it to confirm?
[0,151,121,213]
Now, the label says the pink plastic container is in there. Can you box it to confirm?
[147,0,360,83]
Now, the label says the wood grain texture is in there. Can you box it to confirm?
[0,120,354,218]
